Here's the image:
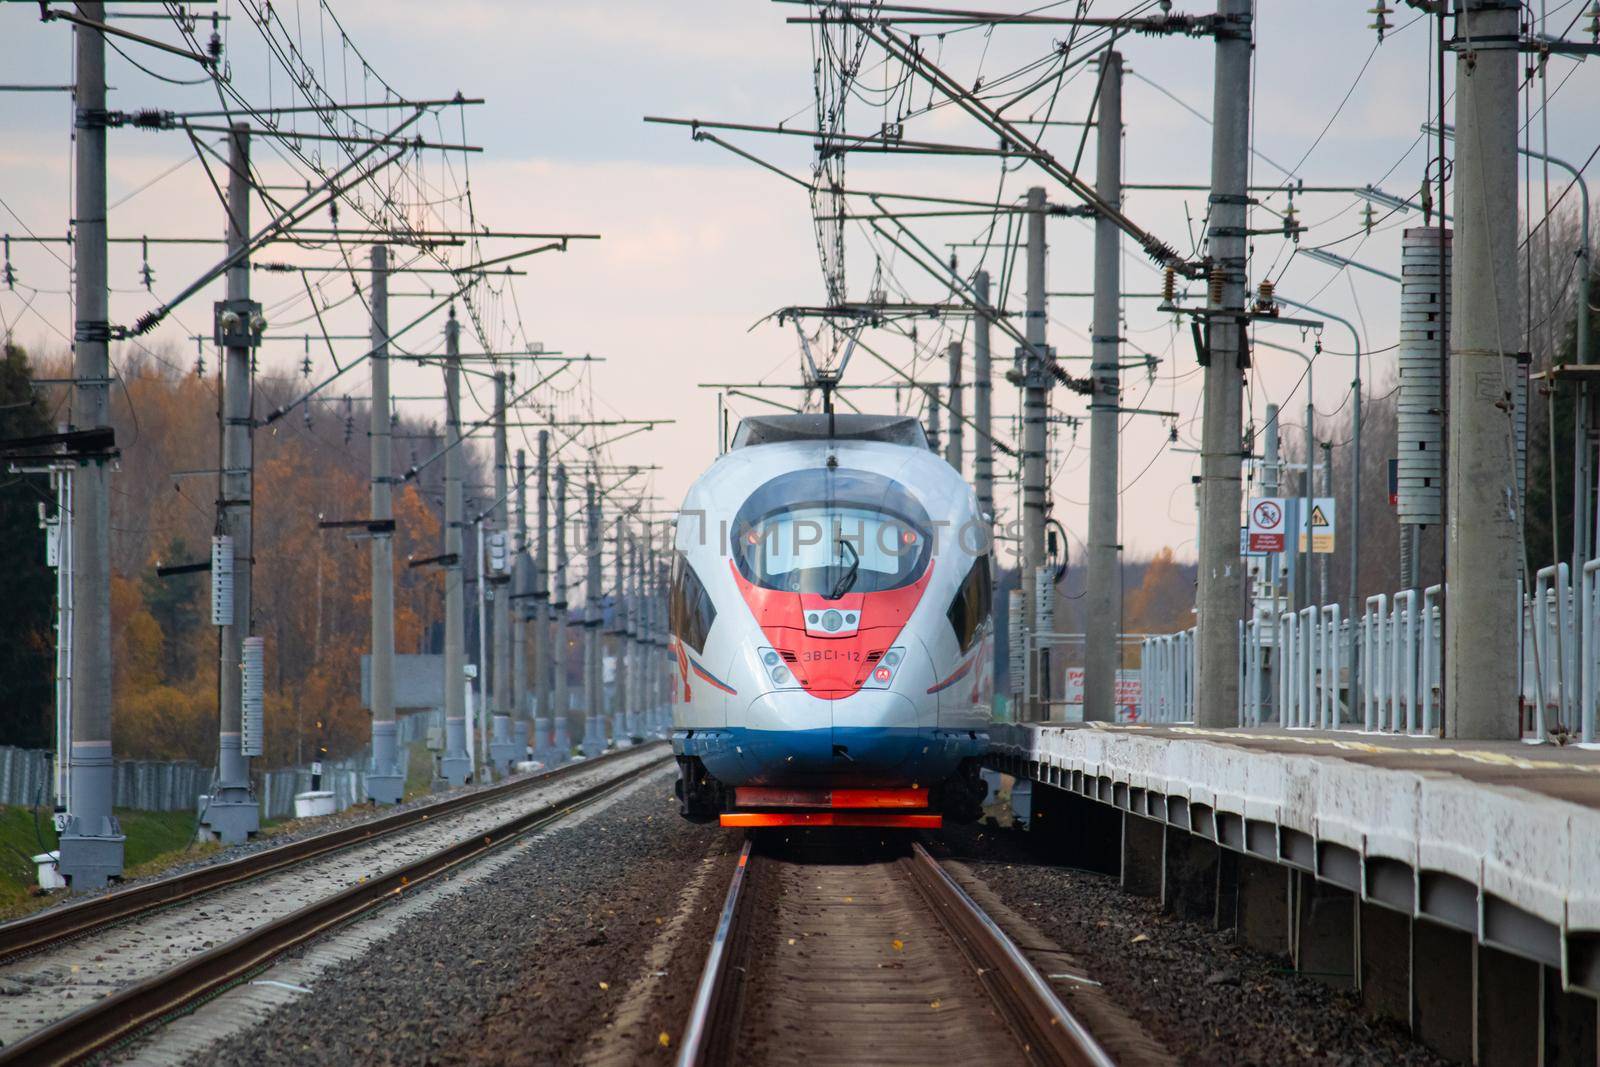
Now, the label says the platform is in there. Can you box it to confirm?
[986,721,1600,1063]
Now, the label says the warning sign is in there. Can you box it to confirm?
[1296,497,1336,554]
[1246,497,1286,553]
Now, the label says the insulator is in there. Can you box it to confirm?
[1257,279,1274,305]
[1362,202,1377,234]
[194,353,206,378]
[1367,1,1392,40]
[1161,266,1176,306]
[1208,265,1225,306]
[130,108,169,130]
[1587,1,1600,40]
[301,355,313,378]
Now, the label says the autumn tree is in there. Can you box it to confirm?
[0,343,59,749]
[12,347,459,767]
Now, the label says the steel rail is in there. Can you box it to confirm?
[905,842,1116,1067]
[675,836,753,1067]
[0,749,671,1067]
[675,836,1115,1067]
[0,743,665,967]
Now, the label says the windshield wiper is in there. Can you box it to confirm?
[828,538,859,600]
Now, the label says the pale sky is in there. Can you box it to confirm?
[3,2,1598,567]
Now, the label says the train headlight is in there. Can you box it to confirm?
[758,646,801,689]
[863,646,906,689]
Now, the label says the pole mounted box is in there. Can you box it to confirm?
[1396,228,1450,525]
[241,636,264,757]
[213,297,264,350]
[488,530,509,574]
[1033,566,1055,633]
[210,534,234,625]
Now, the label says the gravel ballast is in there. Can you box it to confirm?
[191,768,733,1066]
[933,819,1453,1067]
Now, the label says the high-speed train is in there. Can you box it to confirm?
[669,412,993,828]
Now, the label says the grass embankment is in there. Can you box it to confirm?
[0,806,217,918]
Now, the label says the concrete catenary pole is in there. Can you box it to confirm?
[1445,0,1522,740]
[629,537,643,738]
[973,271,995,527]
[945,341,964,472]
[1300,386,1314,611]
[1018,185,1051,721]
[611,516,629,745]
[438,309,470,785]
[552,464,572,755]
[1085,50,1123,724]
[972,271,999,708]
[1193,0,1252,729]
[633,536,646,735]
[582,477,605,755]
[657,556,672,730]
[533,430,552,760]
[201,123,262,844]
[489,372,516,771]
[1319,441,1333,605]
[512,448,530,759]
[647,534,663,733]
[57,4,125,889]
[1261,402,1281,635]
[366,245,403,803]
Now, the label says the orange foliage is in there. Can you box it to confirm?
[42,346,454,768]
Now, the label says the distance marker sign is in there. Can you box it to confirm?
[1247,497,1286,552]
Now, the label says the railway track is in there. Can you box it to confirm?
[0,744,669,1066]
[0,744,661,968]
[678,834,1115,1067]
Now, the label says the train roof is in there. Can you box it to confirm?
[730,413,929,450]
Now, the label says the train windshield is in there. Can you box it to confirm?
[732,469,932,597]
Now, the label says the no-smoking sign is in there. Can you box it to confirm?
[1247,497,1286,552]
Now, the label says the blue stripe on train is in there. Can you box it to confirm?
[673,725,987,790]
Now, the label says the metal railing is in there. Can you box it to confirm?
[1145,568,1600,742]
[1139,628,1196,723]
